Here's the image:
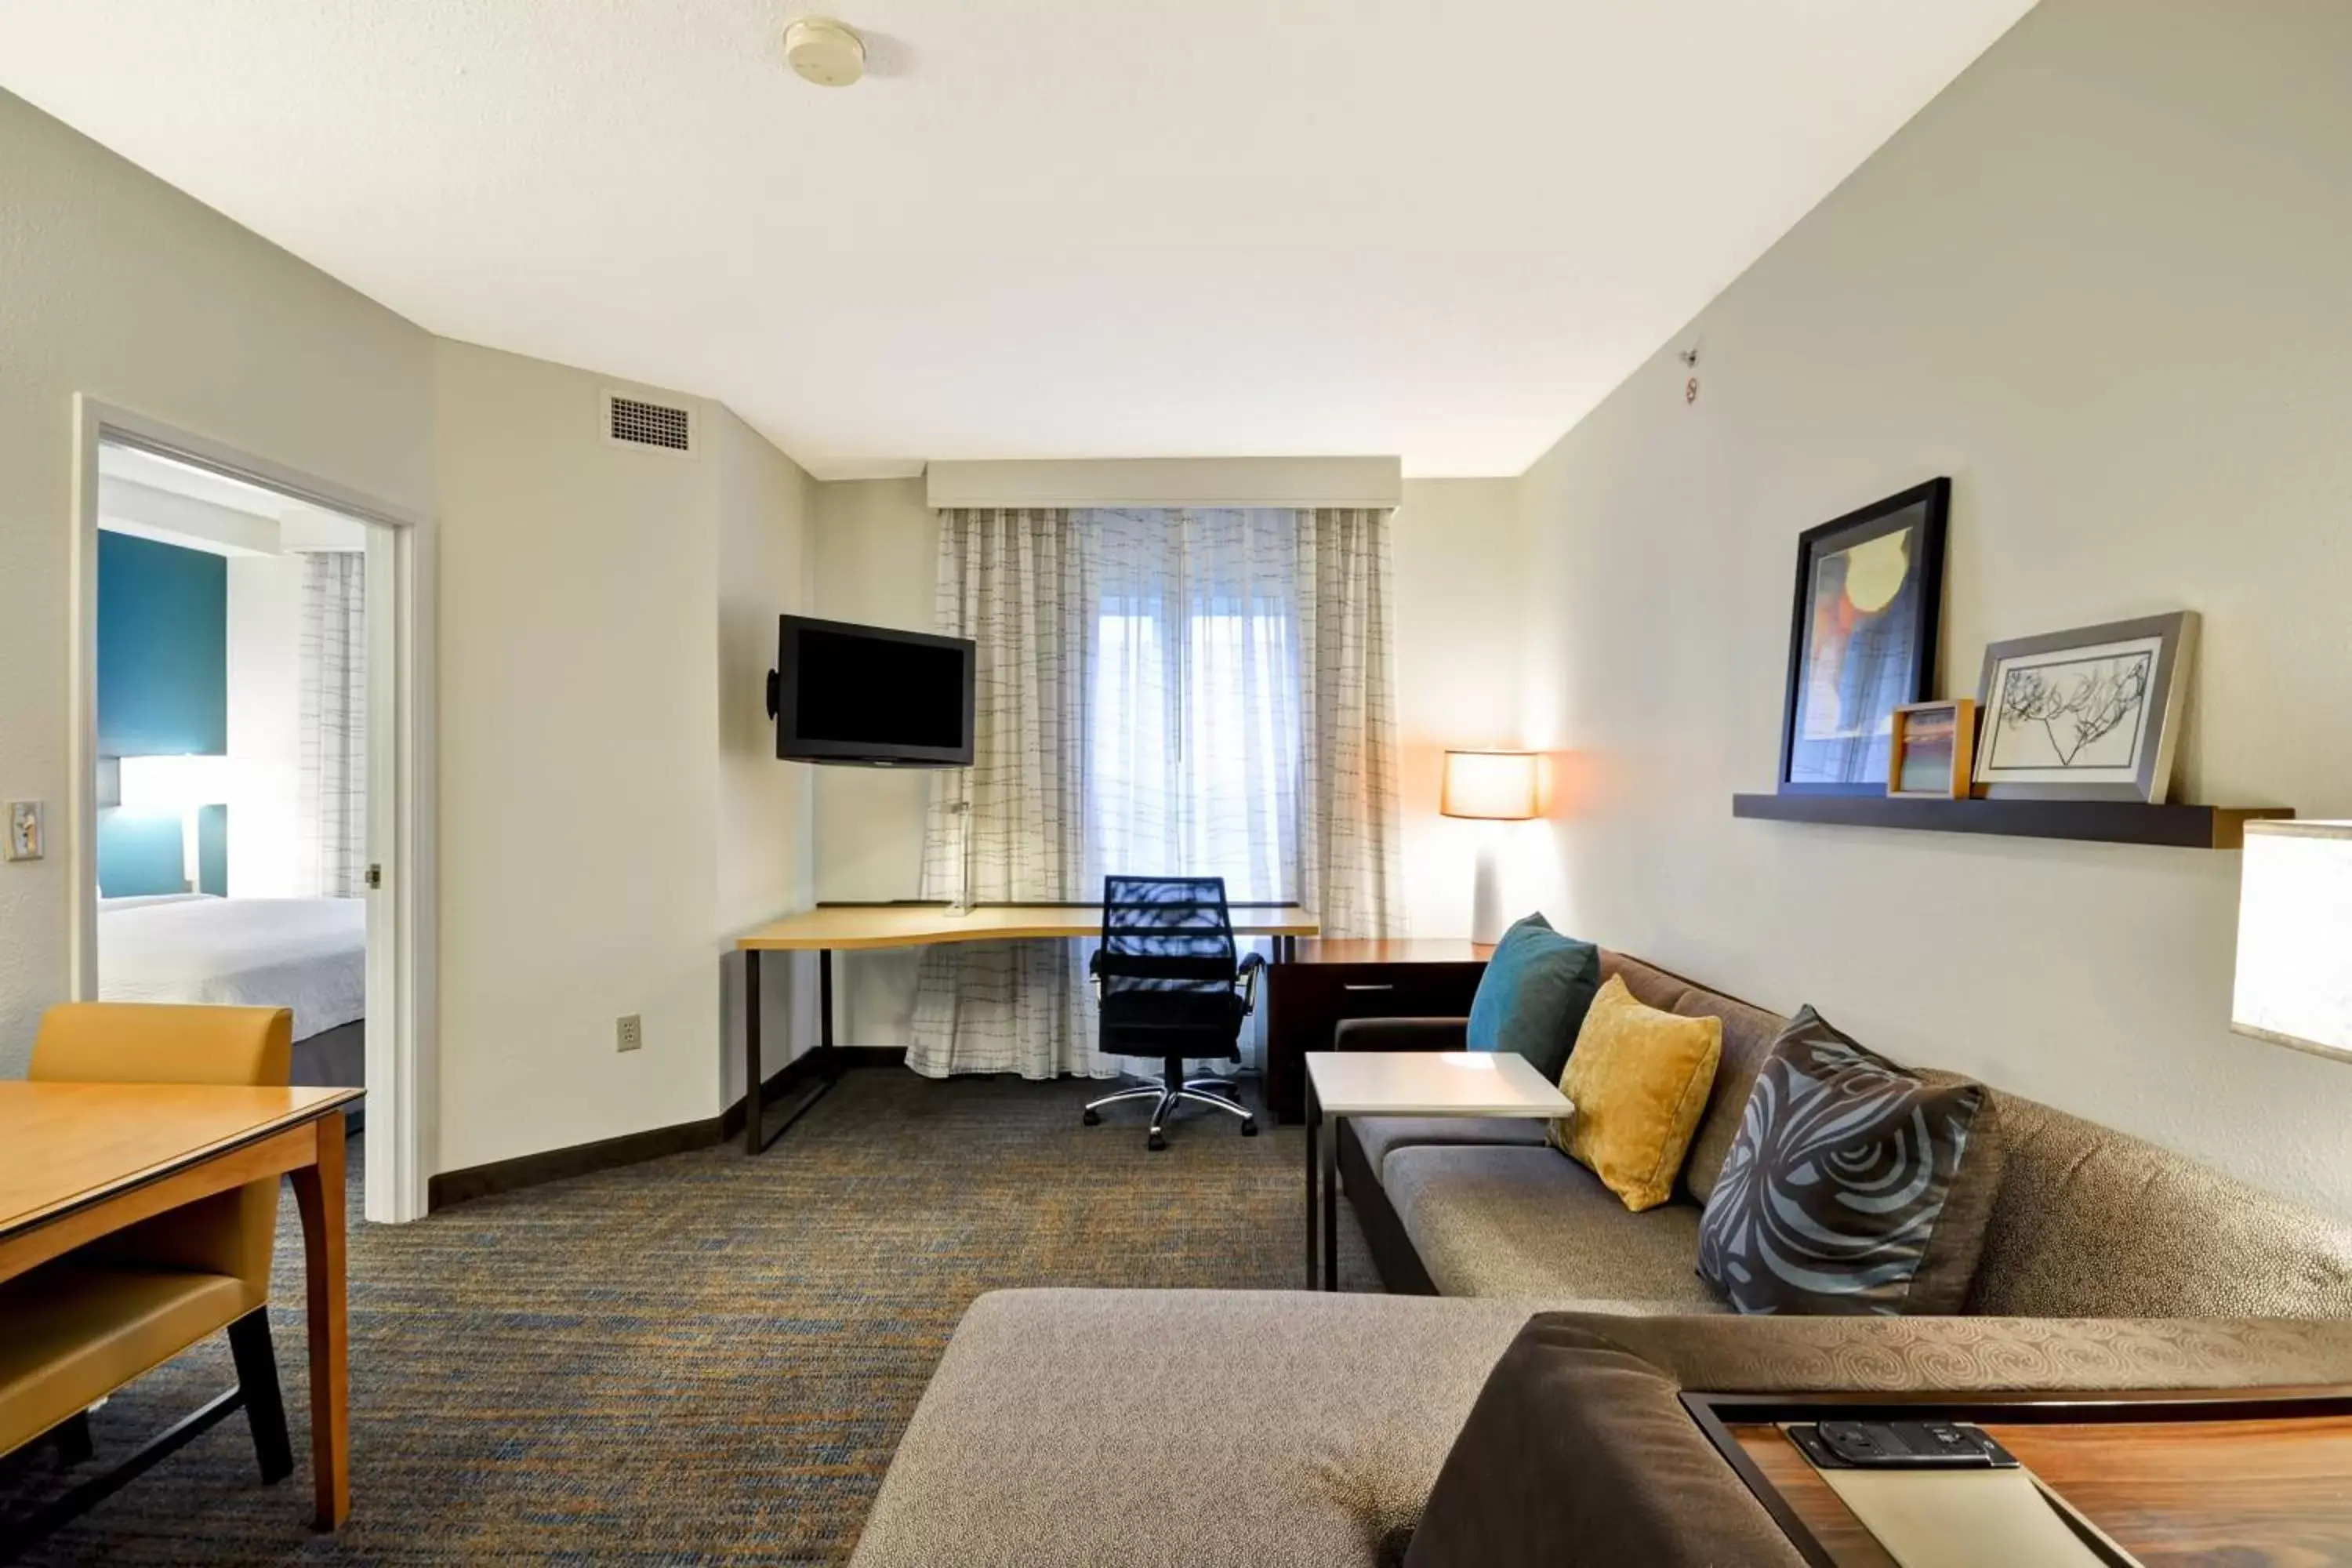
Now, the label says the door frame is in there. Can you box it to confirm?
[68,395,439,1224]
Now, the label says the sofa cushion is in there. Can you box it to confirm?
[1593,950,1793,1204]
[1354,1116,1548,1179]
[1553,975,1722,1212]
[1673,988,1793,1203]
[1969,1094,2352,1319]
[1384,1143,1728,1307]
[1465,914,1600,1082]
[846,1288,1541,1568]
[1697,1007,2002,1316]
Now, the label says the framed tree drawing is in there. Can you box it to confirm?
[1777,477,1950,796]
[1971,611,2198,802]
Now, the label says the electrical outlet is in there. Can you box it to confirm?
[616,1014,643,1053]
[5,802,43,862]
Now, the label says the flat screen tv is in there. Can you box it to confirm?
[768,615,975,767]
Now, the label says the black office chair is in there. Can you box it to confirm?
[1082,875,1265,1151]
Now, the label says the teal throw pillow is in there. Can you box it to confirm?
[1465,913,1601,1083]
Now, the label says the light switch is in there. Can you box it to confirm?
[5,801,44,862]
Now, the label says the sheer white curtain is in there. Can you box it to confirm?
[296,552,367,898]
[906,506,1401,1079]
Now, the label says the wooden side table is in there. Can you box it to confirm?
[1263,939,1490,1123]
[1303,1049,1569,1290]
[1683,1386,2352,1566]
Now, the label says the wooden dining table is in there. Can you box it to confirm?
[0,1080,362,1530]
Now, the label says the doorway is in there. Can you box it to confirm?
[69,400,434,1224]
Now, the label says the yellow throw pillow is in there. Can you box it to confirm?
[1550,973,1723,1212]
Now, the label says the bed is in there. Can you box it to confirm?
[98,894,368,1111]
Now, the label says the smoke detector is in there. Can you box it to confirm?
[784,17,866,87]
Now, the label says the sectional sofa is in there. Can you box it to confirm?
[848,949,2352,1567]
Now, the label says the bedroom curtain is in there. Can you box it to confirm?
[906,506,1403,1079]
[296,552,368,899]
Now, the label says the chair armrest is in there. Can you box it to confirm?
[1235,951,1267,1013]
[1333,1017,1469,1053]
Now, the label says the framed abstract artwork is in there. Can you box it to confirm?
[1887,699,1976,799]
[1777,478,1950,796]
[1971,611,2198,803]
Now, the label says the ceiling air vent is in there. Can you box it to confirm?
[602,390,696,456]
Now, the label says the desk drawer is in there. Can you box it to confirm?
[1264,961,1484,1123]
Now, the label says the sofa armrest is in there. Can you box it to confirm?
[1334,1017,1469,1053]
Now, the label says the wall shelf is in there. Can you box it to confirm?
[1730,793,2292,850]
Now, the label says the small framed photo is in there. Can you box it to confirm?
[1886,700,1976,799]
[1972,612,2198,803]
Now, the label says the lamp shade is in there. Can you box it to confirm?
[1441,750,1539,821]
[2232,820,2352,1062]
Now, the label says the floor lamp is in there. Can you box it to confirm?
[1442,750,1538,946]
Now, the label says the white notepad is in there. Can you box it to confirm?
[1814,1465,2137,1567]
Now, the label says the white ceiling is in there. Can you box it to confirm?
[0,2,2034,478]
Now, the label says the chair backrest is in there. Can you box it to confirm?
[31,1003,295,1302]
[1097,877,1245,1059]
[1098,876,1239,992]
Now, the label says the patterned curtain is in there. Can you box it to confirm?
[906,506,1403,1079]
[1298,507,1405,938]
[296,552,368,898]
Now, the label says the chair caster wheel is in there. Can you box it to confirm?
[1148,1131,1167,1152]
[1083,1109,1101,1126]
[1241,1118,1258,1136]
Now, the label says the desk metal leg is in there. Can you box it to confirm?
[743,949,764,1156]
[1304,1080,1319,1288]
[1321,1112,1339,1291]
[746,945,840,1156]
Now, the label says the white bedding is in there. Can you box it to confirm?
[99,895,366,1041]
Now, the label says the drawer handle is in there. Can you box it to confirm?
[1342,983,1396,993]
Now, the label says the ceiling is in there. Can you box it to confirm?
[0,2,2034,478]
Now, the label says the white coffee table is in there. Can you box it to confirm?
[1303,1049,1572,1290]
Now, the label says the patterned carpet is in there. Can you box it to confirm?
[5,1071,1375,1564]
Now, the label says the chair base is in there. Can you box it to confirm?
[1083,1062,1258,1150]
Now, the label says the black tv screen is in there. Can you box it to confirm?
[774,615,975,766]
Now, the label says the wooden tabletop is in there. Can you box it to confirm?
[0,1081,363,1239]
[1289,938,1494,965]
[1303,1048,1570,1117]
[1712,1393,2352,1566]
[739,902,1320,951]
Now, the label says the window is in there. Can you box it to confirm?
[1085,511,1305,904]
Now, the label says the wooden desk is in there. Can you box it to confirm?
[733,902,1319,1154]
[1686,1388,2352,1566]
[1262,939,1491,1123]
[0,1081,361,1530]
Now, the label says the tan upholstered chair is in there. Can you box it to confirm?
[0,1004,298,1524]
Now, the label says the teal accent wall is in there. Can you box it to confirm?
[198,804,228,897]
[97,531,227,756]
[96,813,187,897]
[96,531,230,896]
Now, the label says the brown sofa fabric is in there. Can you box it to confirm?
[1968,1094,2352,1319]
[1405,1310,2352,1568]
[1535,1308,2352,1396]
[1593,952,1792,1204]
[1402,1316,1811,1568]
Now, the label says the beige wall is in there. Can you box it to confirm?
[434,343,815,1171]
[807,477,1530,1047]
[0,88,435,1075]
[1514,0,2352,1214]
[710,407,821,1101]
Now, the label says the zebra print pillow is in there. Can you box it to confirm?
[1696,1008,1998,1316]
